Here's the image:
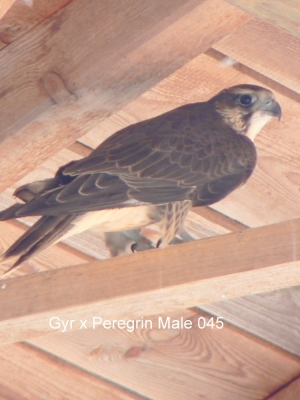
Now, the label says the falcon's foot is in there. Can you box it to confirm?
[131,238,154,253]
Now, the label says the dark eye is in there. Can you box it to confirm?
[239,94,253,106]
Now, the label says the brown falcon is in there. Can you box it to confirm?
[0,84,281,273]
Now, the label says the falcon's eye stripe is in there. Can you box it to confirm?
[239,94,253,106]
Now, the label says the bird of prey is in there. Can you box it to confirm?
[0,84,281,274]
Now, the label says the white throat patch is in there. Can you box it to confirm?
[246,111,272,142]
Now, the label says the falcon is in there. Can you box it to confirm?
[0,84,281,274]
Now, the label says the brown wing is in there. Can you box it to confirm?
[8,102,256,217]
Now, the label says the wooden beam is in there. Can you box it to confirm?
[1,218,300,345]
[0,0,250,191]
[225,0,300,39]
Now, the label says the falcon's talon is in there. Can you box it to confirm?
[156,239,162,248]
[131,243,138,253]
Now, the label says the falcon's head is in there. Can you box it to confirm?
[212,84,281,141]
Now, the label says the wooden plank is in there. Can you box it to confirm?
[268,375,300,400]
[213,18,300,94]
[29,309,300,400]
[0,0,250,191]
[0,0,72,49]
[225,0,300,39]
[1,218,300,345]
[200,286,300,357]
[0,343,144,400]
[0,0,17,20]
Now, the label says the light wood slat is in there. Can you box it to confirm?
[200,286,300,357]
[0,0,18,20]
[1,218,300,345]
[0,0,250,192]
[0,343,144,400]
[268,375,300,400]
[29,309,300,400]
[213,18,300,94]
[0,0,72,49]
[225,0,300,39]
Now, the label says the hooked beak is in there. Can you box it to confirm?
[263,99,282,120]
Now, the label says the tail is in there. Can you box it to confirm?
[0,177,74,274]
[0,214,77,275]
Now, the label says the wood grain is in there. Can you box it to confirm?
[0,0,72,48]
[213,18,300,94]
[225,0,300,39]
[1,218,300,345]
[29,309,300,400]
[0,0,250,191]
[0,343,144,399]
[200,286,300,357]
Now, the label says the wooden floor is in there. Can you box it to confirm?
[0,0,300,399]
